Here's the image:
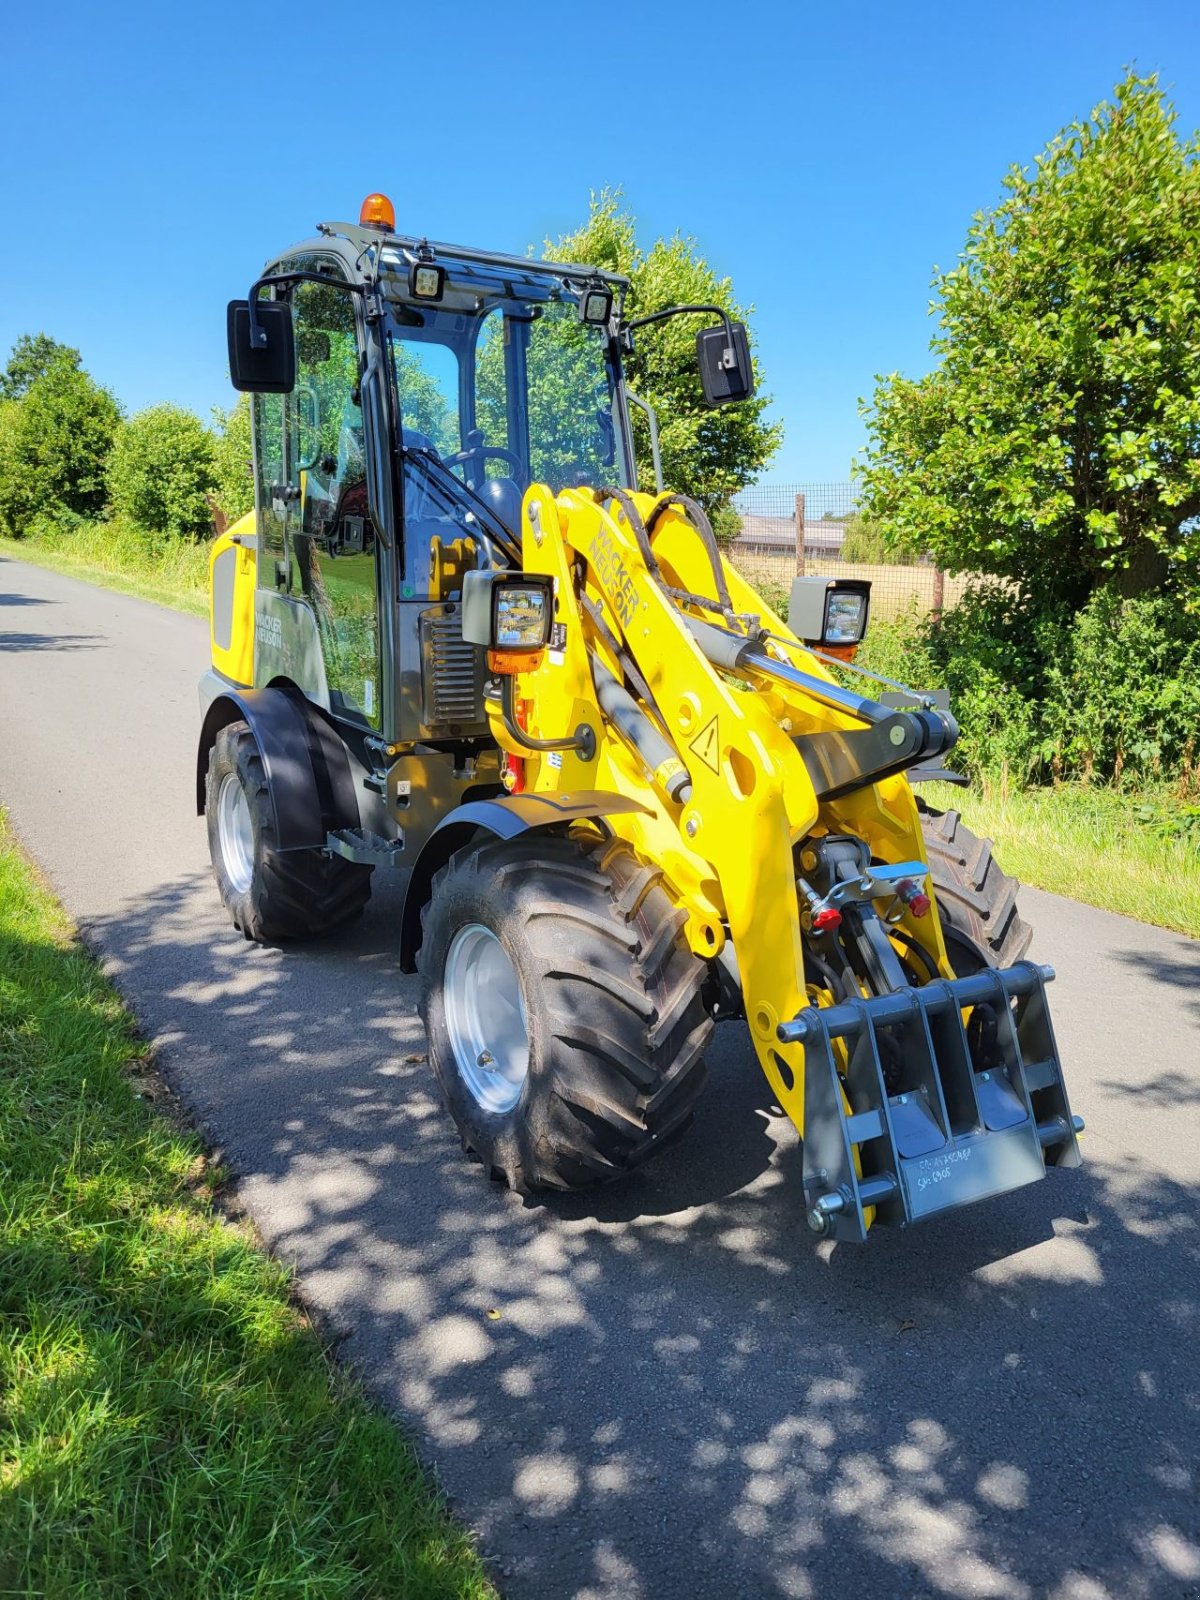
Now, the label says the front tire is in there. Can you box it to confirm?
[418,833,712,1193]
[205,720,372,942]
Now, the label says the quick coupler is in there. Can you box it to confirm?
[778,962,1083,1244]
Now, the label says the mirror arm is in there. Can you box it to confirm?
[621,303,737,367]
[243,272,366,351]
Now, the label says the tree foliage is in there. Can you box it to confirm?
[107,404,217,544]
[860,73,1200,600]
[211,395,255,523]
[0,333,82,400]
[544,191,782,508]
[0,346,121,533]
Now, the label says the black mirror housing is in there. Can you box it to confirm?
[227,300,295,393]
[696,320,755,406]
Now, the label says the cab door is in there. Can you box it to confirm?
[284,275,382,729]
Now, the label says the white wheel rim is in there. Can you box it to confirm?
[443,923,530,1113]
[217,771,255,895]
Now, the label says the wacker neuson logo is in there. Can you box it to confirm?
[255,614,283,651]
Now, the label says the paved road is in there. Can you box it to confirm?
[2,554,1198,1600]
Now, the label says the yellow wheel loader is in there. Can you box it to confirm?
[198,193,1081,1242]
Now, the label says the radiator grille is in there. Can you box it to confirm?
[420,609,487,731]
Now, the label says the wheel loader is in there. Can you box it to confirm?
[197,192,1082,1242]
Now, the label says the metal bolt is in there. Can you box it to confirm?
[889,725,906,746]
[981,1072,990,1081]
[899,1095,908,1105]
[477,1050,495,1070]
[685,816,699,838]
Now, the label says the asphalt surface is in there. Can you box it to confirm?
[2,553,1198,1600]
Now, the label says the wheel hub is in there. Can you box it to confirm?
[443,923,529,1113]
[216,771,254,895]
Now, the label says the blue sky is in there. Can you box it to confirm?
[1,1,1197,483]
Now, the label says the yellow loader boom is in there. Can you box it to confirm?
[471,486,1082,1241]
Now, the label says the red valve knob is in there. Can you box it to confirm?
[811,906,842,933]
[907,892,930,919]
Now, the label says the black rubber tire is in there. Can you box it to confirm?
[205,720,372,942]
[417,832,712,1193]
[918,803,1031,968]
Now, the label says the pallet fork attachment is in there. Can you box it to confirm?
[780,962,1083,1243]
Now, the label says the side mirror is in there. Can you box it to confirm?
[696,320,755,406]
[227,299,295,393]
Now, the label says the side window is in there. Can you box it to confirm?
[289,277,380,727]
[394,340,460,456]
[473,308,510,455]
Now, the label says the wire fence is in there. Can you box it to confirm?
[727,483,973,621]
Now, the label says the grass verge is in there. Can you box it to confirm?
[0,528,209,617]
[0,812,493,1599]
[921,779,1200,940]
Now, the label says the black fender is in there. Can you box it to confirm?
[196,686,360,851]
[399,790,650,972]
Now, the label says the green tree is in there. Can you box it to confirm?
[543,191,782,508]
[860,73,1200,601]
[0,347,121,533]
[107,404,217,544]
[211,395,254,523]
[0,332,81,400]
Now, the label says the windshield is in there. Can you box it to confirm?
[382,255,628,498]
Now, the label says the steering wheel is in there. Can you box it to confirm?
[446,431,526,488]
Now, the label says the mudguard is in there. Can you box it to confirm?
[196,683,360,851]
[398,790,649,972]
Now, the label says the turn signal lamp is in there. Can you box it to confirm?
[359,192,396,231]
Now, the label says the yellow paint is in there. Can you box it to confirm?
[209,513,256,687]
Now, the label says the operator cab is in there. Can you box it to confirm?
[234,209,632,752]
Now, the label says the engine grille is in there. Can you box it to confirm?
[420,608,488,732]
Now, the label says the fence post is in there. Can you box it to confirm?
[794,492,806,576]
[931,564,945,621]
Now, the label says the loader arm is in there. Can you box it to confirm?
[481,486,1080,1239]
[489,487,934,1136]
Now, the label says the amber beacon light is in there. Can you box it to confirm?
[359,193,396,231]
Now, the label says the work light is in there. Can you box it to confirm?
[462,571,553,673]
[409,261,446,301]
[788,576,872,651]
[579,286,613,325]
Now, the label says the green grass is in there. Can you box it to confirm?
[922,778,1200,940]
[0,814,493,1599]
[0,526,210,617]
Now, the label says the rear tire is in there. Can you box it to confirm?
[205,720,372,942]
[919,803,1031,968]
[418,832,712,1193]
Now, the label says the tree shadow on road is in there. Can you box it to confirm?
[82,869,1200,1600]
[0,631,103,652]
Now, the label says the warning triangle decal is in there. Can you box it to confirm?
[688,715,719,774]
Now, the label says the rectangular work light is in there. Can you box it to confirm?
[788,576,872,651]
[579,286,613,325]
[462,571,554,673]
[409,261,446,301]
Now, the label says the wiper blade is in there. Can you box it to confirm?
[402,447,521,566]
